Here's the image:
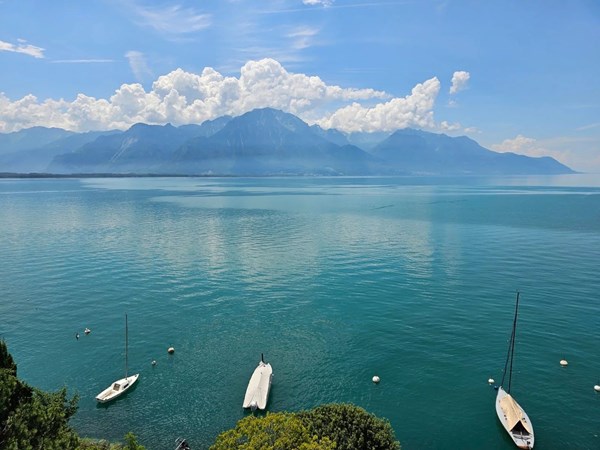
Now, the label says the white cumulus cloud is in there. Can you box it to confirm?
[0,39,45,58]
[492,134,537,153]
[317,77,441,132]
[440,120,461,131]
[0,58,450,134]
[449,70,470,94]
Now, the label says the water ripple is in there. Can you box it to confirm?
[1,176,599,449]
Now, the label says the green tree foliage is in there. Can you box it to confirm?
[1,340,144,450]
[210,412,335,450]
[0,340,81,449]
[3,388,81,450]
[0,339,17,373]
[211,403,400,450]
[123,432,145,450]
[78,434,145,450]
[1,340,33,438]
[299,403,401,450]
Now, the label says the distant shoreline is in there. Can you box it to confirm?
[0,172,585,179]
[0,172,227,179]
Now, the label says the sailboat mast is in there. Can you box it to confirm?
[507,291,520,393]
[125,314,128,378]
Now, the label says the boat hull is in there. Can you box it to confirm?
[495,387,534,449]
[96,374,139,403]
[243,362,272,410]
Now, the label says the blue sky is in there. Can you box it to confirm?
[1,0,599,171]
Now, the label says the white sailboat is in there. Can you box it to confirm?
[96,314,139,403]
[495,292,534,449]
[242,353,273,411]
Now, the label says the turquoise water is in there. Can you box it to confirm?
[1,175,599,449]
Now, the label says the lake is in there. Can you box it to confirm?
[1,175,599,449]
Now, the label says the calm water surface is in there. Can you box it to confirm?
[1,175,599,449]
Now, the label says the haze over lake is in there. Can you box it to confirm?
[1,175,599,449]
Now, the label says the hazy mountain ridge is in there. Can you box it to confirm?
[0,127,75,156]
[0,129,120,173]
[371,128,571,175]
[1,109,574,175]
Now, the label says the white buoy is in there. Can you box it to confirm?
[560,359,568,367]
[168,346,175,354]
[594,384,600,392]
[488,378,495,384]
[151,360,157,366]
[372,375,380,384]
[84,328,91,335]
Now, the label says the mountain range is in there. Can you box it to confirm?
[0,108,573,176]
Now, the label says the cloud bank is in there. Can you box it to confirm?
[0,58,451,134]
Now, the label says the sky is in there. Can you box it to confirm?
[1,0,599,172]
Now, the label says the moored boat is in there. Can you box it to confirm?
[495,292,534,449]
[496,385,534,449]
[243,353,273,411]
[95,374,139,403]
[96,314,139,403]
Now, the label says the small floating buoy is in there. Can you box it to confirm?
[560,359,568,367]
[488,378,495,385]
[151,360,157,366]
[75,333,80,340]
[372,375,380,384]
[168,346,175,354]
[594,384,600,392]
[84,328,91,335]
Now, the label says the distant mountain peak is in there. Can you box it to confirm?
[238,107,307,127]
[128,122,175,131]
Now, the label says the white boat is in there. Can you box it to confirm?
[95,374,140,403]
[243,354,273,411]
[96,314,139,403]
[495,292,534,449]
